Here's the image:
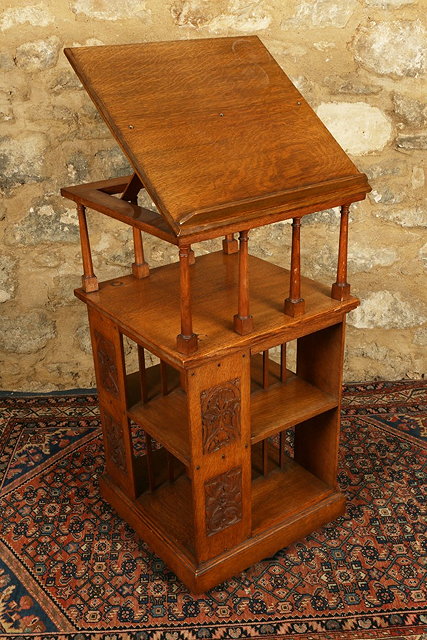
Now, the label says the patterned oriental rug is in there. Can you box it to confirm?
[0,381,425,640]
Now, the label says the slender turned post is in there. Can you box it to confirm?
[280,344,287,382]
[145,433,155,492]
[76,204,98,292]
[189,247,195,265]
[160,360,168,395]
[132,228,150,279]
[223,233,239,254]
[176,245,198,354]
[138,345,148,404]
[331,204,351,301]
[138,343,154,489]
[262,350,269,389]
[168,452,175,483]
[233,230,254,335]
[262,440,269,476]
[284,217,305,317]
[279,432,285,469]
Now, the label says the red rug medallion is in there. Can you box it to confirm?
[0,381,426,639]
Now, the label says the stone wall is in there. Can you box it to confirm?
[0,0,425,391]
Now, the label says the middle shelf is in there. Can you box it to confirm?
[127,351,338,465]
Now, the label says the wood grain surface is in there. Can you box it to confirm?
[64,37,370,236]
[75,251,359,368]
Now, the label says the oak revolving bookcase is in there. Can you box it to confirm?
[61,36,371,592]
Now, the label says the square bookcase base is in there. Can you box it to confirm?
[79,251,357,592]
[100,473,345,593]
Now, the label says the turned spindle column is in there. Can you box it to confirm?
[77,204,98,293]
[223,233,239,254]
[132,228,150,278]
[262,350,269,389]
[280,343,287,382]
[233,230,254,335]
[176,245,198,354]
[331,204,351,301]
[284,217,305,317]
[138,345,148,404]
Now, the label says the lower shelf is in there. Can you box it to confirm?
[137,472,194,556]
[101,452,338,581]
[100,454,341,591]
[251,456,333,535]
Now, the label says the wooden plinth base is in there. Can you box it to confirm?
[81,274,99,292]
[233,314,254,335]
[132,261,150,279]
[284,298,305,317]
[331,282,351,301]
[176,332,198,354]
[100,473,345,593]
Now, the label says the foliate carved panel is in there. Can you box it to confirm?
[205,467,242,536]
[94,330,119,397]
[201,378,240,454]
[103,410,126,471]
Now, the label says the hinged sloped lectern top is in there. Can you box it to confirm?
[61,36,370,592]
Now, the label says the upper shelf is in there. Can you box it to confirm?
[75,251,359,368]
[64,36,370,239]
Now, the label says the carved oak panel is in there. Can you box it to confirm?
[95,330,119,397]
[103,410,126,471]
[205,467,242,536]
[201,378,240,454]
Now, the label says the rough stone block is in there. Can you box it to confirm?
[363,162,402,179]
[316,102,392,155]
[0,132,48,190]
[49,70,83,94]
[94,146,132,177]
[0,91,13,122]
[283,0,357,28]
[348,245,398,273]
[393,94,427,128]
[0,310,56,353]
[365,0,417,6]
[374,206,426,228]
[171,0,271,33]
[368,188,403,205]
[0,50,14,70]
[353,20,426,78]
[66,151,90,183]
[395,134,427,150]
[48,274,81,308]
[0,255,17,303]
[324,73,381,96]
[0,3,53,30]
[75,323,92,354]
[414,327,427,346]
[348,291,426,329]
[71,0,150,20]
[4,201,79,245]
[411,167,425,190]
[15,36,61,71]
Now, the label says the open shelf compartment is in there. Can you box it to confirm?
[250,353,338,444]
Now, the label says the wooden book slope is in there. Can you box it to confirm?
[63,36,369,237]
[61,36,370,592]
